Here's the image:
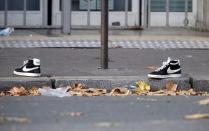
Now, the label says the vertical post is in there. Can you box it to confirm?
[5,0,7,26]
[101,0,108,69]
[42,0,47,26]
[143,0,148,28]
[23,0,27,26]
[87,0,91,26]
[147,0,151,27]
[203,0,207,27]
[166,0,169,27]
[125,0,128,27]
[62,0,72,34]
[184,0,188,26]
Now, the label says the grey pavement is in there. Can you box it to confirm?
[0,96,209,131]
[0,48,208,78]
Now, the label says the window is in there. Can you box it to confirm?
[151,0,193,12]
[0,0,5,11]
[151,0,166,12]
[8,0,24,11]
[169,0,192,12]
[67,0,132,11]
[27,0,40,11]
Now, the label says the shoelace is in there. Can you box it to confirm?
[155,57,171,71]
[23,60,28,65]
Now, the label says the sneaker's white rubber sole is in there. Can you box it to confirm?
[148,74,181,79]
[13,71,40,77]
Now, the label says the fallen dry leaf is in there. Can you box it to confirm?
[28,87,41,96]
[0,92,5,96]
[135,81,150,94]
[176,89,197,96]
[109,87,130,96]
[198,98,209,105]
[83,88,107,96]
[0,116,31,123]
[165,91,177,96]
[184,113,209,120]
[8,87,28,96]
[165,80,177,92]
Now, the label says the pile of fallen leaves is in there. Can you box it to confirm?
[0,81,209,97]
[0,87,41,96]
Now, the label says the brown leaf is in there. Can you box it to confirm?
[184,113,209,120]
[28,87,41,96]
[8,87,28,96]
[147,90,166,96]
[198,98,209,105]
[109,87,130,96]
[165,81,177,92]
[165,91,177,96]
[0,116,31,123]
[83,88,107,96]
[68,91,83,96]
[0,92,5,96]
[188,89,197,96]
[176,89,197,96]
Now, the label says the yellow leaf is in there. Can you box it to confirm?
[185,113,209,120]
[135,81,150,94]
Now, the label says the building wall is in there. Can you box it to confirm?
[0,0,207,29]
[53,0,140,27]
[149,0,196,27]
[195,0,209,30]
[0,0,44,27]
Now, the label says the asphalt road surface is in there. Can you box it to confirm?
[0,48,209,78]
[0,96,209,131]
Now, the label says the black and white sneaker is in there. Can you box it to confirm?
[13,58,41,77]
[148,57,181,79]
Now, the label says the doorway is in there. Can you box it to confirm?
[47,0,52,25]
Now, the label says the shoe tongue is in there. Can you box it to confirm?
[166,57,171,63]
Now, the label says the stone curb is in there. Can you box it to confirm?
[192,77,209,92]
[1,75,208,92]
[0,77,52,91]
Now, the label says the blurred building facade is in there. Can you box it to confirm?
[0,0,208,32]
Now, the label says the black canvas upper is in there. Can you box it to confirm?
[15,59,40,74]
[149,60,181,76]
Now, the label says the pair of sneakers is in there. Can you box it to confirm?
[13,58,41,77]
[13,57,181,78]
[148,57,181,79]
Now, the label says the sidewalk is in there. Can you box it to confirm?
[0,27,209,41]
[0,48,209,92]
[0,27,209,92]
